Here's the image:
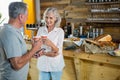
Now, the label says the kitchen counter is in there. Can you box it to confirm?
[26,41,120,80]
[62,49,120,80]
[63,49,120,66]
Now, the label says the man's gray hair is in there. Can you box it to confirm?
[43,7,61,28]
[9,2,27,19]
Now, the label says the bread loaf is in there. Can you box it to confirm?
[94,34,112,41]
[85,39,100,46]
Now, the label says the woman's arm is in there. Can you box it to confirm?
[44,51,59,57]
[43,29,64,57]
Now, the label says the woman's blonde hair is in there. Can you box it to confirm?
[43,7,61,28]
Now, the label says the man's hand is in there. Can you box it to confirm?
[32,48,46,58]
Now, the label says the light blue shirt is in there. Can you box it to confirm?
[0,24,29,80]
[37,26,65,72]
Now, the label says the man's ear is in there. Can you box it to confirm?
[18,14,22,20]
[18,14,23,23]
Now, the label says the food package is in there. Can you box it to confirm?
[114,49,120,56]
[83,34,117,54]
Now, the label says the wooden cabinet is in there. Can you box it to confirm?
[63,49,120,80]
[85,1,120,23]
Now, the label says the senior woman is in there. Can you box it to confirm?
[36,7,65,80]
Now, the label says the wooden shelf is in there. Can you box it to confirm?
[90,11,120,14]
[85,1,120,24]
[66,18,86,23]
[41,0,70,6]
[85,1,120,5]
[27,28,38,30]
[86,20,120,23]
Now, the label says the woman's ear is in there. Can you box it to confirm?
[55,18,58,23]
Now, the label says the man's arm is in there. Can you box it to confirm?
[10,39,42,70]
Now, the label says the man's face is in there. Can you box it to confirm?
[22,10,28,25]
[19,9,28,27]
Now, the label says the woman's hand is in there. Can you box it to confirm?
[42,37,59,55]
[31,37,43,53]
[43,38,53,47]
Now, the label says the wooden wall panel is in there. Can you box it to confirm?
[40,0,87,19]
[104,27,120,40]
[40,0,120,40]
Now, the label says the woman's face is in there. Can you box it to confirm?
[45,12,56,27]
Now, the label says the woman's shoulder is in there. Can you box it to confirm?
[38,26,45,29]
[56,27,64,31]
[55,27,64,34]
[38,26,46,31]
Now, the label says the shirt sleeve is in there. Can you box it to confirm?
[36,27,43,36]
[3,32,22,59]
[57,28,64,54]
[36,28,41,36]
